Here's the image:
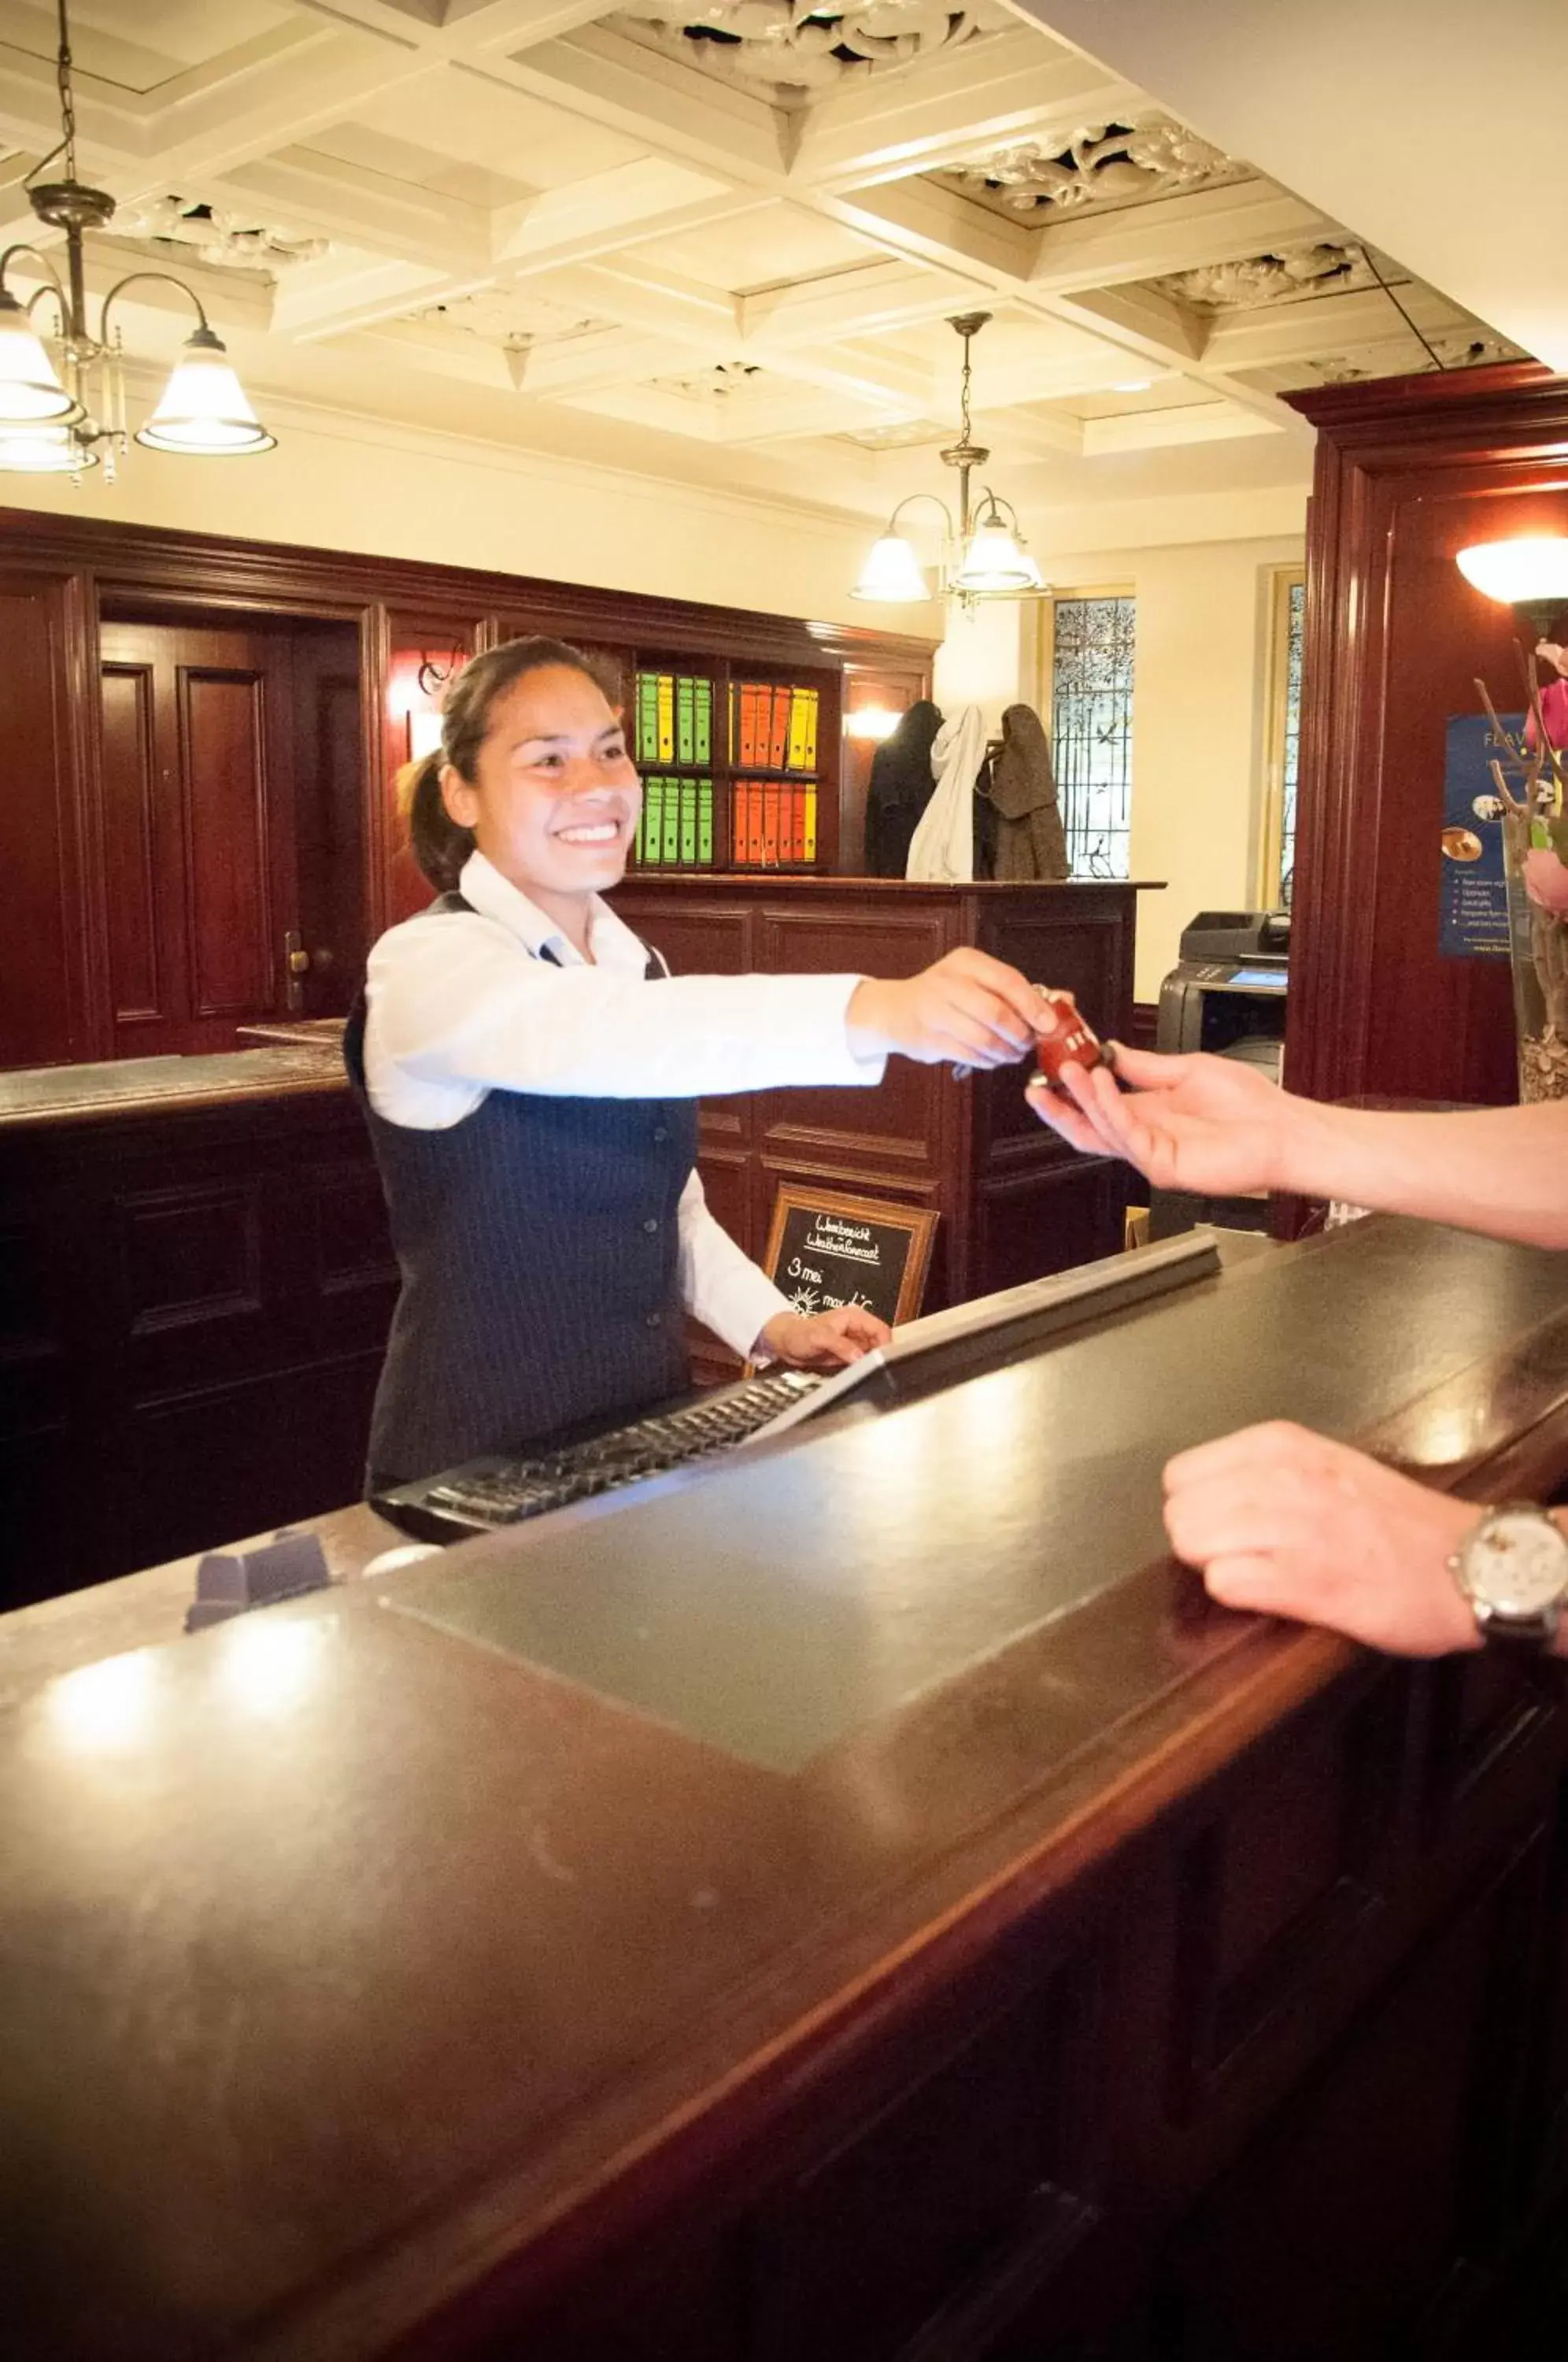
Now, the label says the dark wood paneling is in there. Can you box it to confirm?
[294,639,366,1014]
[840,660,932,876]
[0,1084,395,1601]
[757,902,950,1180]
[183,667,279,1015]
[98,620,309,1056]
[1156,1831,1547,2360]
[121,1177,264,1337]
[0,569,93,1069]
[0,507,936,1068]
[99,661,161,1023]
[1285,361,1568,1107]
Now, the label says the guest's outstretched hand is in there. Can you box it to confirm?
[1026,1043,1315,1198]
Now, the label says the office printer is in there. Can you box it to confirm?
[1150,910,1289,1238]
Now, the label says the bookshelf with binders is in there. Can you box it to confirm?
[627,656,839,874]
[629,661,717,871]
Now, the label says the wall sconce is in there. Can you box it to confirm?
[845,707,902,742]
[1456,536,1568,639]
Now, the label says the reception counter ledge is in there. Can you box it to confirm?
[6,1216,1568,2362]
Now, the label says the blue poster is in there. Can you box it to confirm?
[1439,713,1514,961]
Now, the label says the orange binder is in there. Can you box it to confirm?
[767,683,790,770]
[762,780,780,866]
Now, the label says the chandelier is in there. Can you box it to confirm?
[0,0,276,477]
[850,313,1045,605]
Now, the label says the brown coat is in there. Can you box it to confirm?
[988,703,1069,882]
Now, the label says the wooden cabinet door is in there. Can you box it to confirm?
[100,622,301,1057]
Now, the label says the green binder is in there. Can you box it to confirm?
[697,777,712,864]
[636,673,658,765]
[660,775,679,864]
[642,774,664,865]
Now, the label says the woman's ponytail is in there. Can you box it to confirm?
[398,746,474,893]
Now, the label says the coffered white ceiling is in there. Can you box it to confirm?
[0,0,1526,535]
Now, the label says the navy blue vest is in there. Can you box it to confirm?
[346,894,698,1483]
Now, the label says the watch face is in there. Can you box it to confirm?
[1466,1511,1568,1616]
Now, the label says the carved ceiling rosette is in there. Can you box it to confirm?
[1148,242,1381,309]
[112,194,328,272]
[940,115,1245,216]
[606,0,1008,102]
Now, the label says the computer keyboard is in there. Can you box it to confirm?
[372,1367,823,1543]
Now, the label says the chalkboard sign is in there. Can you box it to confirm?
[760,1185,936,1329]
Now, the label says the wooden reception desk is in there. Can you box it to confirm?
[2,878,1146,1597]
[0,1045,397,1604]
[6,1216,1568,2361]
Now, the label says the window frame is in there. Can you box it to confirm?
[1034,582,1137,882]
[1258,562,1306,910]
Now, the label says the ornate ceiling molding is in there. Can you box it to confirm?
[1304,330,1527,385]
[1148,241,1381,310]
[112,195,328,273]
[605,0,1008,105]
[942,114,1244,217]
[407,293,616,346]
[653,361,768,399]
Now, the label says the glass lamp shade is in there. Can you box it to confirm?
[1456,537,1568,607]
[850,531,933,603]
[0,294,76,424]
[951,518,1035,593]
[0,424,95,472]
[135,328,276,455]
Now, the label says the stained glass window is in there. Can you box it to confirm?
[1278,576,1305,907]
[1048,594,1136,879]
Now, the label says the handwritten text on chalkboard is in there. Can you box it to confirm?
[763,1189,937,1329]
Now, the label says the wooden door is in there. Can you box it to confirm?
[99,622,301,1057]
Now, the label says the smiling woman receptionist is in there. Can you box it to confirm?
[346,636,1049,1489]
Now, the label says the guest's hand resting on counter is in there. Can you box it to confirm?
[758,1304,892,1370]
[1162,1422,1492,1657]
[847,950,1048,1072]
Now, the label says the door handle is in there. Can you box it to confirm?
[283,930,311,1012]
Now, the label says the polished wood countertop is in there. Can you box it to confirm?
[5,1217,1568,2360]
[0,1044,348,1130]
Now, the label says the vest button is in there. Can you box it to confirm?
[653,1124,669,1143]
[643,1216,659,1234]
[645,1310,663,1329]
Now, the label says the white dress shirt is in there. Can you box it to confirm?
[364,850,886,1358]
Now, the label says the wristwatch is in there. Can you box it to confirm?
[1448,1502,1568,1649]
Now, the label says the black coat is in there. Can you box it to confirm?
[864,700,942,876]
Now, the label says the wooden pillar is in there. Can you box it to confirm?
[1285,361,1568,1108]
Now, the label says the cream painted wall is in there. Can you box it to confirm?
[0,390,936,635]
[931,598,1027,733]
[1042,535,1307,1001]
